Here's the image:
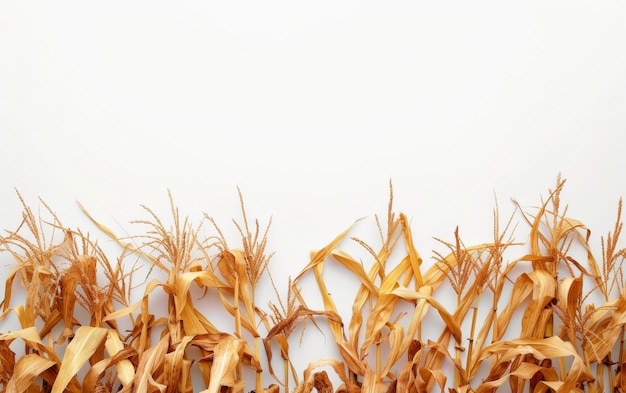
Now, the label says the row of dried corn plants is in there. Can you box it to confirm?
[1,177,625,393]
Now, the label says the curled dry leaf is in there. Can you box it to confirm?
[5,354,55,393]
[202,337,246,393]
[124,333,170,393]
[294,357,360,393]
[478,336,594,391]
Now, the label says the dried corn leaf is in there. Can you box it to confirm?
[5,354,55,393]
[583,295,626,363]
[474,362,559,393]
[105,330,135,387]
[360,256,416,355]
[400,213,424,287]
[311,254,348,350]
[216,249,261,338]
[393,286,433,367]
[264,384,281,393]
[190,333,261,371]
[176,296,208,336]
[293,219,362,284]
[520,270,556,338]
[163,335,194,393]
[4,177,625,393]
[391,285,462,343]
[102,277,168,324]
[425,339,465,385]
[178,358,194,393]
[344,218,403,356]
[102,300,142,323]
[262,332,289,388]
[493,269,534,342]
[535,380,585,393]
[23,265,54,328]
[294,357,360,393]
[216,249,246,289]
[264,306,342,383]
[202,336,245,393]
[313,370,333,393]
[362,368,386,393]
[0,327,59,362]
[478,336,594,390]
[0,339,15,385]
[395,356,418,393]
[421,368,447,393]
[381,321,404,377]
[174,270,228,320]
[83,347,134,393]
[345,262,381,361]
[77,201,136,252]
[1,266,21,312]
[0,327,43,345]
[329,250,378,294]
[555,276,582,344]
[51,326,108,393]
[126,333,170,393]
[41,310,65,342]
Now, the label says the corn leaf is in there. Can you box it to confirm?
[6,354,55,393]
[51,326,108,393]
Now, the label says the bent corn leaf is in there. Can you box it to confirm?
[6,354,55,393]
[51,326,108,393]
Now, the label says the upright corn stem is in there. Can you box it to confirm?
[433,226,474,388]
[210,189,274,393]
[598,198,626,384]
[465,303,478,374]
[234,272,243,380]
[618,327,626,389]
[283,358,289,392]
[479,201,517,374]
[375,331,381,378]
[250,289,265,393]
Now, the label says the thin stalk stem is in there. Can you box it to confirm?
[613,326,625,390]
[234,274,241,337]
[596,362,604,393]
[557,357,566,382]
[255,337,262,393]
[418,323,422,343]
[284,357,289,393]
[491,284,499,368]
[168,295,181,343]
[376,332,381,379]
[466,305,478,374]
[234,273,242,381]
[454,292,462,388]
[251,285,263,393]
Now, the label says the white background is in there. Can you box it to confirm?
[1,1,626,390]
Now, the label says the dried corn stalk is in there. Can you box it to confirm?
[0,178,625,392]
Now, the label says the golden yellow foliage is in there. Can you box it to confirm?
[1,178,625,392]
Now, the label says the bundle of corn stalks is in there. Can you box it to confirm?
[1,176,625,393]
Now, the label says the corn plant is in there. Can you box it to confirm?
[1,177,625,392]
